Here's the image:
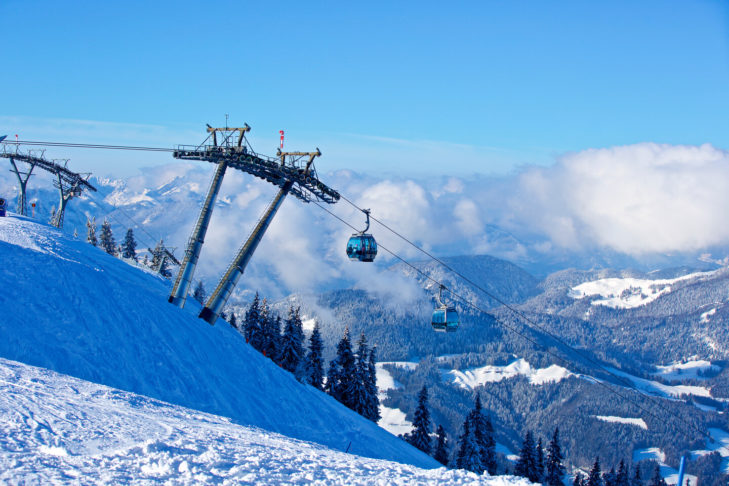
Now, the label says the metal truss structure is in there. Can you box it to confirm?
[0,145,97,228]
[168,124,340,325]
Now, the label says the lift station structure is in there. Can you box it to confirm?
[168,124,340,325]
[0,145,97,228]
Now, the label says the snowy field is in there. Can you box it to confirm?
[569,271,717,309]
[593,416,647,430]
[0,215,438,468]
[651,360,720,382]
[444,359,572,389]
[0,358,532,485]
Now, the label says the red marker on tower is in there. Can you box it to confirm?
[279,130,284,149]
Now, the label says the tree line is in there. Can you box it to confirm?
[85,217,173,277]
[223,292,381,423]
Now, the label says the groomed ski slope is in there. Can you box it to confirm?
[0,215,436,469]
[0,358,533,485]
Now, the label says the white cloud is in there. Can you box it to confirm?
[509,143,729,254]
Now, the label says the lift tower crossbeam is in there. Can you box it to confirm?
[0,145,97,226]
[199,150,320,324]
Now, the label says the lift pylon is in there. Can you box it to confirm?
[168,125,250,307]
[0,146,96,226]
[199,150,320,324]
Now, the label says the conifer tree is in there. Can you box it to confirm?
[307,322,324,390]
[263,312,281,363]
[229,312,238,330]
[279,305,304,374]
[536,437,545,482]
[604,467,617,486]
[648,466,666,486]
[515,431,539,483]
[192,281,206,305]
[121,228,137,261]
[364,345,381,422]
[351,332,370,416]
[573,473,585,486]
[325,327,356,406]
[545,427,565,486]
[86,217,97,246]
[243,293,263,352]
[631,465,643,486]
[616,460,629,486]
[406,385,432,455]
[99,219,116,255]
[468,394,496,474]
[433,424,449,466]
[456,418,482,473]
[587,458,603,486]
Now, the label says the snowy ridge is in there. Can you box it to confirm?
[0,358,531,485]
[445,359,572,390]
[0,215,437,469]
[569,270,717,309]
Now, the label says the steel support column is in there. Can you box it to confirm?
[168,160,228,307]
[199,181,293,324]
[9,157,34,216]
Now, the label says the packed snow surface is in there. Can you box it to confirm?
[0,215,436,468]
[445,359,572,390]
[0,358,532,485]
[593,416,647,430]
[569,271,717,309]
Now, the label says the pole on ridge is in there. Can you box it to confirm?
[199,150,320,325]
[168,124,251,308]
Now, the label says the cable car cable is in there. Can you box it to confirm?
[312,199,716,444]
[338,193,683,401]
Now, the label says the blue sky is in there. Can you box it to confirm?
[2,1,728,176]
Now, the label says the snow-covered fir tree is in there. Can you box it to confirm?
[99,219,116,255]
[406,385,432,455]
[545,428,565,486]
[192,281,206,305]
[364,344,380,422]
[325,327,355,406]
[468,394,496,475]
[279,305,304,375]
[228,312,238,330]
[243,293,263,351]
[536,437,545,482]
[121,228,137,261]
[456,418,482,473]
[586,457,603,486]
[515,431,539,483]
[574,473,585,486]
[306,322,324,390]
[263,312,281,362]
[350,333,369,416]
[150,240,172,277]
[433,424,449,466]
[86,217,97,246]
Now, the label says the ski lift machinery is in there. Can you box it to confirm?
[346,209,378,262]
[432,284,459,332]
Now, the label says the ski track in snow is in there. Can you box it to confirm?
[0,358,533,485]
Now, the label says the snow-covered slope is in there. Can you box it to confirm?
[568,270,718,309]
[0,357,532,485]
[0,215,436,468]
